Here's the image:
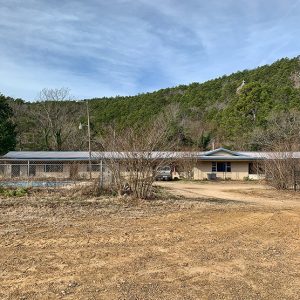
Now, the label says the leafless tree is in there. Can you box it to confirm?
[252,110,300,189]
[30,88,85,150]
[264,150,298,190]
[162,103,212,150]
[96,113,186,199]
[252,110,300,151]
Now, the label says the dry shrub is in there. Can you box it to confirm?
[69,180,116,198]
[252,110,300,190]
[265,152,298,190]
[96,113,180,199]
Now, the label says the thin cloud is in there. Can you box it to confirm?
[0,0,300,100]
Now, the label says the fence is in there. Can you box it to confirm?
[0,160,112,188]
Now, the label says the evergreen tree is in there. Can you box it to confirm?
[4,56,300,151]
[0,94,16,154]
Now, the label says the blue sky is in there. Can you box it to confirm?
[1,0,300,101]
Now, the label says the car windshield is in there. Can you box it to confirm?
[157,166,171,171]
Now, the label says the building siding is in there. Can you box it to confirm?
[193,161,249,180]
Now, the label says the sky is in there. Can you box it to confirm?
[1,0,300,101]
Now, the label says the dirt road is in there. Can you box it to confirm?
[1,183,300,299]
[156,181,300,207]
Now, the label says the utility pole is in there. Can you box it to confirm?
[86,100,92,180]
[79,100,92,180]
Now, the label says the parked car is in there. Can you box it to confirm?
[155,166,172,181]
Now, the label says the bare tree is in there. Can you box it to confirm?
[252,110,300,189]
[30,88,85,150]
[96,113,186,199]
[162,103,209,150]
[251,110,300,151]
[264,149,298,190]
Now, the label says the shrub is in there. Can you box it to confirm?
[0,187,28,197]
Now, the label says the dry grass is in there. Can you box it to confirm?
[0,182,300,299]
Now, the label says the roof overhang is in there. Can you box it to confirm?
[199,156,262,161]
[2,148,297,162]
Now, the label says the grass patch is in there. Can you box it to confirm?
[0,187,29,197]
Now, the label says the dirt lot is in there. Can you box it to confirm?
[1,182,300,299]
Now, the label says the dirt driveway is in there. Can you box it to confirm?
[1,183,300,299]
[156,181,300,208]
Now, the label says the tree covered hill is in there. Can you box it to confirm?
[89,56,300,149]
[4,56,300,151]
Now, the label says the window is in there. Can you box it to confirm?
[217,162,226,172]
[212,162,231,172]
[212,162,217,172]
[249,162,264,174]
[157,166,171,172]
[87,164,101,172]
[226,162,231,172]
[87,163,105,172]
[44,164,63,173]
[0,165,4,175]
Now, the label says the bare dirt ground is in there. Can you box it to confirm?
[156,180,300,208]
[1,182,300,299]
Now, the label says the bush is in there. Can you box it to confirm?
[0,187,28,197]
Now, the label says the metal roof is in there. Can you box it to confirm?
[2,148,300,161]
[1,151,202,161]
[2,151,96,161]
[238,151,300,159]
[203,147,247,157]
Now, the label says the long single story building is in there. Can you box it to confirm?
[0,147,295,180]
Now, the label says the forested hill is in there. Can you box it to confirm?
[4,56,300,152]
